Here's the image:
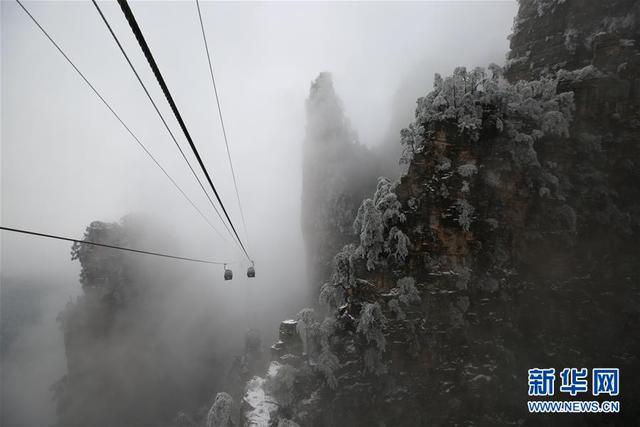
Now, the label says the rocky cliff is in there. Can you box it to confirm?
[252,0,640,425]
[54,218,235,427]
[506,0,639,81]
[301,73,383,292]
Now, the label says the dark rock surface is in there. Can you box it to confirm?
[506,0,639,82]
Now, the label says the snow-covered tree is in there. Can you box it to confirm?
[317,347,340,389]
[353,178,409,271]
[400,122,426,164]
[331,244,357,289]
[206,392,234,427]
[400,65,575,165]
[353,199,384,270]
[386,226,410,262]
[319,281,343,309]
[71,220,129,292]
[296,308,319,356]
[373,178,406,224]
[357,303,387,353]
[356,302,389,375]
[265,365,298,408]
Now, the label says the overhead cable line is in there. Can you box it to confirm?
[195,0,251,251]
[116,0,251,261]
[0,226,230,265]
[91,0,237,250]
[14,0,226,243]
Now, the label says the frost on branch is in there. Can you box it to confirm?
[416,66,487,142]
[386,226,410,262]
[375,181,405,224]
[457,163,478,178]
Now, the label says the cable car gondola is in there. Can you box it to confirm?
[247,261,255,278]
[224,264,233,281]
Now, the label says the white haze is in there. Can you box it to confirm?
[1,1,517,425]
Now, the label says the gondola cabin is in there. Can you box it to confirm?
[247,265,255,278]
[224,265,233,281]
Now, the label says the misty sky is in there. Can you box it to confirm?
[2,0,516,286]
[2,1,517,425]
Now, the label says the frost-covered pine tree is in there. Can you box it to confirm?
[400,122,426,164]
[357,302,387,351]
[265,365,298,408]
[386,226,411,262]
[353,177,409,271]
[317,346,340,389]
[296,308,319,356]
[354,198,385,270]
[206,392,234,427]
[356,302,388,374]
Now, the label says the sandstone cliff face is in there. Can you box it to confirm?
[55,219,233,427]
[268,1,640,425]
[301,73,380,292]
[506,0,639,81]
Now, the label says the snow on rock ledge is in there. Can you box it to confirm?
[242,362,281,426]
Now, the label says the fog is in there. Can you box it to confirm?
[1,1,516,425]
